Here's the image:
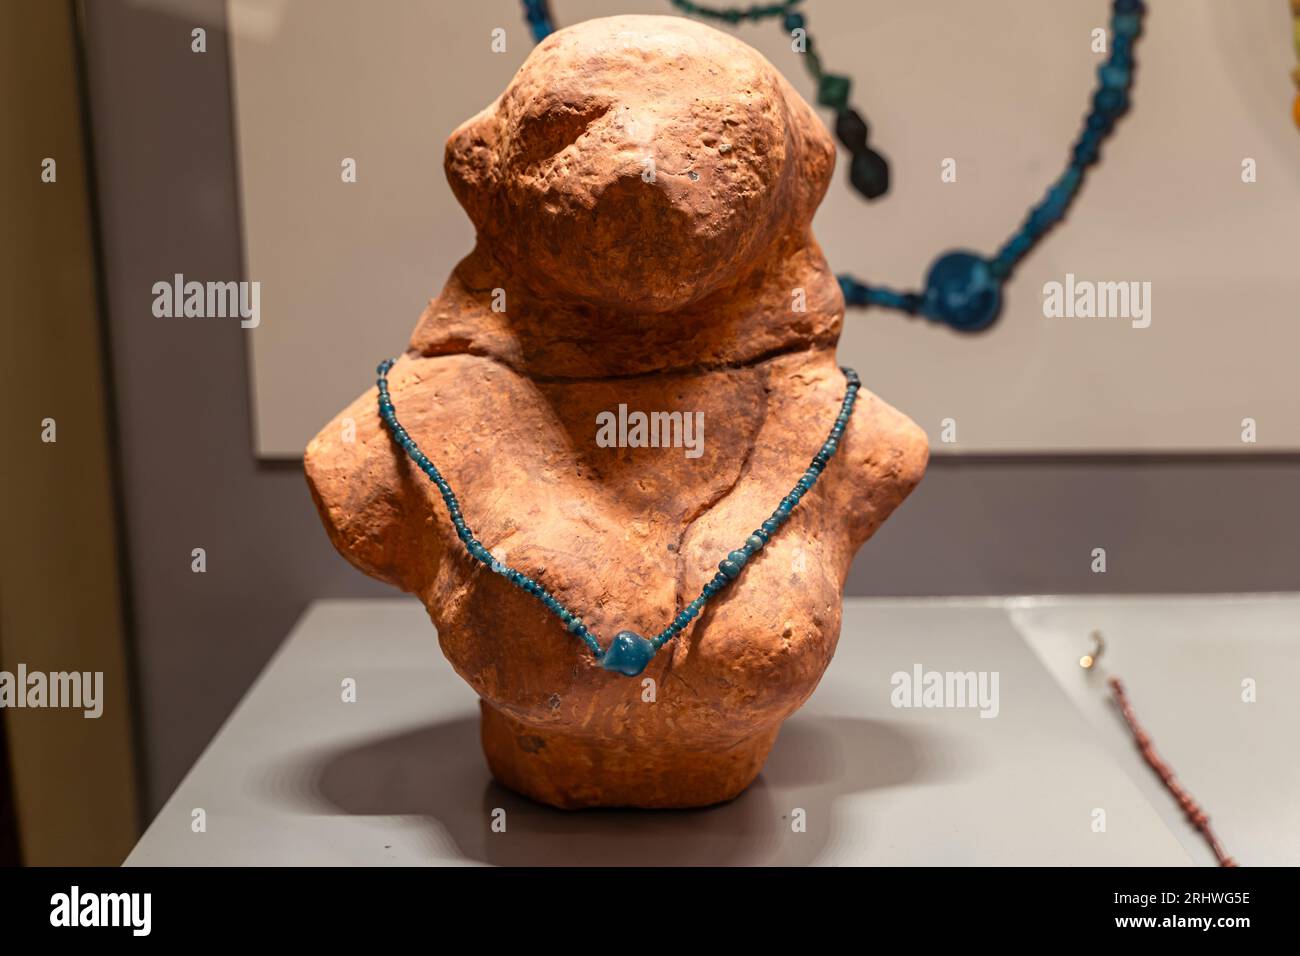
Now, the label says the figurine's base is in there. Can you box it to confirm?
[479,700,780,809]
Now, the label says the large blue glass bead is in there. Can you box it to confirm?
[601,630,655,676]
[921,251,1002,332]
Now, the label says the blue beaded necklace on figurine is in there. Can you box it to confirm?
[374,360,860,676]
[521,0,1146,332]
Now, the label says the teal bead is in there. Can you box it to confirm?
[1112,12,1140,36]
[719,558,742,579]
[1099,63,1130,88]
[746,534,765,552]
[1093,87,1127,116]
[601,631,655,676]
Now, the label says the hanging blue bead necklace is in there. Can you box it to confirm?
[375,359,861,676]
[520,0,1146,332]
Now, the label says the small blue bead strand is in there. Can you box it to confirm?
[375,359,860,676]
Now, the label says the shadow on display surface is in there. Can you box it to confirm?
[306,715,943,867]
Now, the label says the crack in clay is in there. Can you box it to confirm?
[409,337,829,384]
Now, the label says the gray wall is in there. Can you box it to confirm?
[82,1,1300,814]
[81,1,387,815]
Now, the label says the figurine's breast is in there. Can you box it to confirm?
[383,349,874,704]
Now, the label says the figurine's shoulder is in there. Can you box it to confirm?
[760,352,928,539]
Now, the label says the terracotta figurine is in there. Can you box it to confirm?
[305,14,927,808]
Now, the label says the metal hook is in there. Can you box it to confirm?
[1079,630,1106,670]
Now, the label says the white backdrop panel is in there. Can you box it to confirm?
[229,0,1300,456]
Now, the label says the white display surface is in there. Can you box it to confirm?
[228,0,1300,457]
[121,596,1263,867]
[1014,594,1300,867]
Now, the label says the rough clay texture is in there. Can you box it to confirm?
[305,15,928,809]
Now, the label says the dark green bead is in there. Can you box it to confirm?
[803,49,823,81]
[849,148,890,200]
[834,108,868,150]
[816,73,852,110]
